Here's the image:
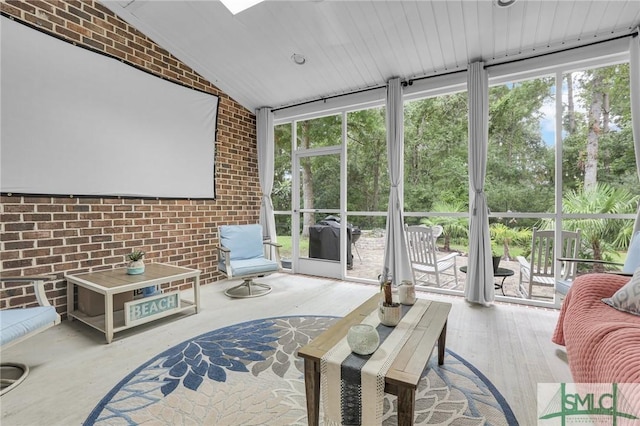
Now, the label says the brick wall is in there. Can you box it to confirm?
[1,1,260,315]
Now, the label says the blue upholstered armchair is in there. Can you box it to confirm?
[0,275,61,395]
[217,224,281,298]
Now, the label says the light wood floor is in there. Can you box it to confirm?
[0,273,571,425]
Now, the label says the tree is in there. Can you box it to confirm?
[347,108,388,216]
[487,77,555,214]
[424,201,468,252]
[559,183,638,271]
[489,223,531,261]
[403,93,468,212]
[572,65,631,191]
[295,116,342,237]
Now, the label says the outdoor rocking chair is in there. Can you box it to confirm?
[405,225,459,288]
[517,228,581,299]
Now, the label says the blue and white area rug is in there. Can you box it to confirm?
[85,316,518,425]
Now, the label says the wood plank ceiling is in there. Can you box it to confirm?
[104,0,640,112]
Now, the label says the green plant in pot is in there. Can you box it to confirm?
[490,241,502,273]
[126,250,146,275]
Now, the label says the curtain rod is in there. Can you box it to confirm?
[484,29,638,70]
[272,30,638,114]
[271,67,465,113]
[270,84,385,113]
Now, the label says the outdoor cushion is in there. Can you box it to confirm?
[0,306,59,347]
[222,257,279,277]
[602,267,640,316]
[219,224,264,261]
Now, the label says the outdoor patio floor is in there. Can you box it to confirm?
[346,231,556,301]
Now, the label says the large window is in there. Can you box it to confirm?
[485,62,638,301]
[403,92,469,216]
[487,76,555,216]
[402,91,469,294]
[559,64,639,267]
[274,123,293,263]
[272,47,638,305]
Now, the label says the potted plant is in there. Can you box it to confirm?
[378,276,401,326]
[491,241,502,273]
[126,250,146,275]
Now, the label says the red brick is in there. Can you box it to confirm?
[53,230,79,237]
[54,262,79,271]
[66,237,90,245]
[24,248,52,257]
[36,255,63,265]
[66,221,91,229]
[38,239,65,247]
[53,246,78,255]
[4,241,35,250]
[37,205,64,212]
[22,231,52,240]
[4,204,35,213]
[90,250,111,258]
[64,253,89,261]
[79,243,102,252]
[1,214,21,223]
[80,229,101,236]
[3,259,33,269]
[0,232,20,241]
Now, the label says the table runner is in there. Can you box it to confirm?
[321,299,431,425]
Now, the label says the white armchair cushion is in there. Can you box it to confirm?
[0,306,59,347]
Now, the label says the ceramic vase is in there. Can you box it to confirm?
[127,260,145,275]
[378,302,401,326]
[347,324,380,355]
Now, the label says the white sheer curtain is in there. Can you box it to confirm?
[630,35,640,233]
[464,62,494,306]
[257,107,277,252]
[382,78,412,284]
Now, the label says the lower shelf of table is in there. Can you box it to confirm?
[68,299,196,334]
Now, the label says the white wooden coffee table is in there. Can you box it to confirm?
[66,263,200,343]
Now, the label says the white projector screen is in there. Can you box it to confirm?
[1,17,218,199]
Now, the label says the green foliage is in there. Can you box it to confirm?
[127,250,145,262]
[347,108,389,212]
[489,223,532,260]
[559,183,638,258]
[486,77,556,213]
[270,63,636,251]
[403,93,468,211]
[422,201,468,251]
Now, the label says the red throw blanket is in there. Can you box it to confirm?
[553,273,640,387]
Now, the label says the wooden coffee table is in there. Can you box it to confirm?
[298,295,452,426]
[66,263,200,343]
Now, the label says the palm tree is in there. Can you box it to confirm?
[557,183,638,272]
[424,201,468,252]
[489,223,531,261]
